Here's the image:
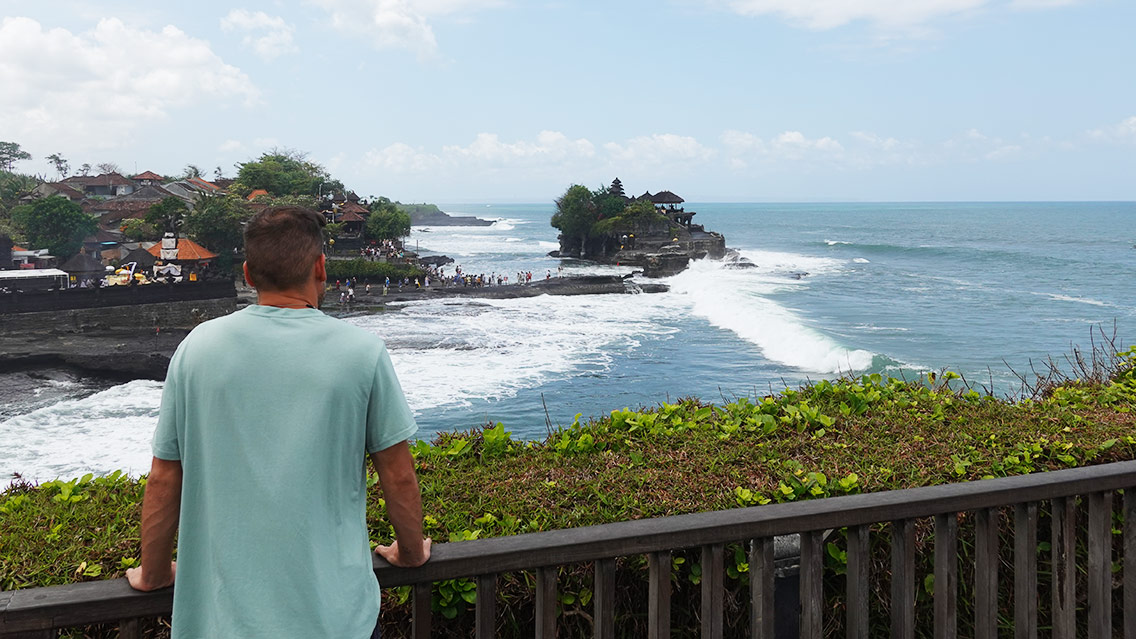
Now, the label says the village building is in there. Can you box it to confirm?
[89,185,187,230]
[63,172,137,198]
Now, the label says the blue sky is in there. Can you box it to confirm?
[1,0,1133,202]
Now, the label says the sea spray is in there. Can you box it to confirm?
[665,252,875,374]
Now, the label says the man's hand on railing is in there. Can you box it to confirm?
[125,560,177,592]
[376,538,432,568]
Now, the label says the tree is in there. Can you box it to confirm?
[182,164,203,179]
[0,142,32,171]
[213,166,224,181]
[96,162,120,174]
[364,201,410,241]
[10,195,98,259]
[183,195,249,268]
[231,149,340,199]
[46,153,69,179]
[119,218,162,242]
[78,163,91,176]
[145,196,190,235]
[550,184,597,256]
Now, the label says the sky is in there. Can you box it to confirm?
[1,0,1133,203]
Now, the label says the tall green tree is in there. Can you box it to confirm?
[145,196,190,235]
[184,195,249,268]
[550,184,597,256]
[0,142,32,171]
[10,196,98,259]
[231,149,343,199]
[46,153,69,179]
[364,200,411,241]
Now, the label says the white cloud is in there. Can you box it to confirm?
[603,134,714,166]
[218,139,245,152]
[723,0,987,30]
[309,0,502,58]
[0,17,258,153]
[723,0,1088,31]
[1088,116,1136,144]
[220,9,297,61]
[365,131,596,173]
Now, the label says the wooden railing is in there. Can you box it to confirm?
[4,460,1136,638]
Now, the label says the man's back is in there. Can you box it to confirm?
[152,305,416,638]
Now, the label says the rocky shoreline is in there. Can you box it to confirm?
[0,275,666,381]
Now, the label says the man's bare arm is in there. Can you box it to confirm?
[370,442,431,568]
[126,456,182,591]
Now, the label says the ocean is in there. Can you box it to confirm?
[2,202,1134,482]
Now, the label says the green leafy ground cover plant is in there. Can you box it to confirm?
[324,258,424,282]
[3,346,1135,637]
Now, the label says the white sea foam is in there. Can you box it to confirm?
[825,240,852,246]
[1036,292,1110,307]
[348,295,679,414]
[0,380,163,482]
[853,258,870,263]
[664,252,875,373]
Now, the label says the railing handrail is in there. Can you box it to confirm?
[5,459,1136,634]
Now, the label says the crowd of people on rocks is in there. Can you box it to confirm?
[359,240,403,261]
[327,263,569,304]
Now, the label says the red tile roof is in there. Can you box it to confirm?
[338,210,365,222]
[133,171,165,181]
[146,238,218,261]
[247,189,269,200]
[187,177,219,191]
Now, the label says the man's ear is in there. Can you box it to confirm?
[314,254,327,284]
[242,262,255,288]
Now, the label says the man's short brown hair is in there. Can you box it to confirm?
[244,206,326,292]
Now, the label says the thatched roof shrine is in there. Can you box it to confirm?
[651,190,684,204]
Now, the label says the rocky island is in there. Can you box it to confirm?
[549,179,726,277]
[398,202,494,227]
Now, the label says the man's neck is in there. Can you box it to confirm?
[256,288,317,309]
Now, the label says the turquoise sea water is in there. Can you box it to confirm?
[2,201,1134,480]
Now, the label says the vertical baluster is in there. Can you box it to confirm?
[701,544,724,639]
[1051,497,1076,639]
[1088,492,1113,639]
[118,617,140,639]
[750,537,775,639]
[891,519,915,639]
[1126,490,1136,639]
[1014,503,1038,639]
[412,582,432,639]
[476,574,496,639]
[594,558,615,639]
[647,551,671,639]
[934,513,958,639]
[847,525,870,639]
[975,508,999,639]
[800,530,824,639]
[535,567,557,639]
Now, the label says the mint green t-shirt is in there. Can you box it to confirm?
[152,305,417,639]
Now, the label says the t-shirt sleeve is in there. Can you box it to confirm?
[151,346,184,461]
[365,345,418,454]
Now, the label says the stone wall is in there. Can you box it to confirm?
[0,297,238,333]
[0,280,236,314]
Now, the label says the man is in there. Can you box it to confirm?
[127,206,431,638]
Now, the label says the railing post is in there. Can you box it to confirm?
[799,530,823,639]
[1088,492,1113,639]
[847,525,870,639]
[891,519,915,639]
[1014,502,1038,639]
[412,582,432,639]
[1126,490,1136,639]
[594,558,615,639]
[700,544,724,639]
[118,617,140,639]
[647,551,670,639]
[535,567,557,639]
[750,537,775,639]
[934,513,958,639]
[975,508,999,639]
[476,574,496,639]
[1051,497,1076,639]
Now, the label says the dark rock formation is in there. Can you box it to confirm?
[409,209,494,227]
[418,255,455,267]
